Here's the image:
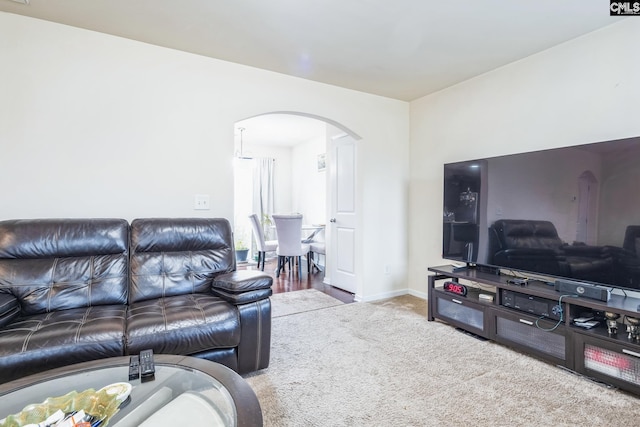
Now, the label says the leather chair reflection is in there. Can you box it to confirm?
[452,223,478,262]
[272,214,310,277]
[488,219,611,280]
[623,226,640,256]
[613,225,640,287]
[248,214,277,271]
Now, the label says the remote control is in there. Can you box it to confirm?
[574,320,599,329]
[139,349,155,379]
[128,355,140,381]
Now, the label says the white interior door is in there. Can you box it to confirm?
[327,135,357,293]
[576,171,598,245]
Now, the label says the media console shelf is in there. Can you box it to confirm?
[428,264,640,396]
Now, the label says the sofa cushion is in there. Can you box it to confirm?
[0,292,20,328]
[126,294,240,355]
[0,255,129,316]
[495,219,564,251]
[0,219,129,315]
[0,304,127,383]
[129,218,235,304]
[0,218,129,259]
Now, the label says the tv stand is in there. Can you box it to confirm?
[428,264,640,397]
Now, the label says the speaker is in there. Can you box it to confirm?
[554,279,610,302]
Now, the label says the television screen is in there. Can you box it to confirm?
[443,136,640,292]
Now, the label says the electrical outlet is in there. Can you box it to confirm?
[194,194,210,210]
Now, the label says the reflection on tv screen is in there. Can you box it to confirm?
[443,136,640,291]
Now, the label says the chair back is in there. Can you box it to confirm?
[272,214,305,256]
[623,225,640,257]
[249,214,267,251]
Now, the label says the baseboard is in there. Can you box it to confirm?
[408,289,428,300]
[359,288,426,302]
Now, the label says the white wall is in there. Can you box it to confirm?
[0,13,410,301]
[241,131,327,224]
[409,19,640,296]
[291,135,327,225]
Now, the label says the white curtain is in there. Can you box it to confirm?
[253,158,275,238]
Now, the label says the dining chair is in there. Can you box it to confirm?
[309,241,325,272]
[248,213,278,271]
[306,227,325,272]
[272,214,310,277]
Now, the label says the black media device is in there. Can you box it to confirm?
[555,279,610,302]
[139,349,155,381]
[128,355,139,381]
[501,289,561,320]
[442,135,640,296]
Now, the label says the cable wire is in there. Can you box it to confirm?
[535,294,576,332]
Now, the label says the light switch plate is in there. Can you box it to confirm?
[194,194,210,210]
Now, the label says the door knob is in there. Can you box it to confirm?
[329,218,337,223]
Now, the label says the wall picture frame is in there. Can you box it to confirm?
[317,153,326,171]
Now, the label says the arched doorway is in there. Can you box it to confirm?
[232,112,360,294]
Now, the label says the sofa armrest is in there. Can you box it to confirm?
[0,293,20,329]
[211,270,273,305]
[493,248,570,276]
[496,248,564,260]
[563,244,607,257]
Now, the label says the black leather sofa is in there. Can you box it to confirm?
[488,219,612,281]
[488,219,640,288]
[0,218,272,384]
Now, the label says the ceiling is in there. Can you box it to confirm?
[0,0,623,102]
[0,1,624,146]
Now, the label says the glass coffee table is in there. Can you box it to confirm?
[0,355,262,427]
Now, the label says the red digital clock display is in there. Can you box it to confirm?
[444,281,468,296]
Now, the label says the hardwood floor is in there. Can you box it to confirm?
[238,257,354,303]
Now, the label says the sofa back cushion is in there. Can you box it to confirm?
[492,219,564,251]
[0,219,129,315]
[129,218,235,304]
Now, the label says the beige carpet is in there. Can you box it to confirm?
[270,289,345,318]
[245,290,640,426]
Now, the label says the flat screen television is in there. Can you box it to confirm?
[443,136,640,292]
